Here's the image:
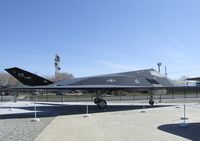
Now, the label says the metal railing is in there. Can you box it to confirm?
[1,86,200,102]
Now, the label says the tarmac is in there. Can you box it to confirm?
[34,102,200,141]
[1,101,200,141]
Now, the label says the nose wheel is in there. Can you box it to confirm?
[98,99,107,109]
[94,97,107,109]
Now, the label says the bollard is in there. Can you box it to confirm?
[31,96,40,122]
[83,104,91,118]
[180,104,188,127]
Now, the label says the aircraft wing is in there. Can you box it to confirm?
[5,67,176,91]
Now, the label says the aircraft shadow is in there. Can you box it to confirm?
[0,104,172,120]
[158,123,200,141]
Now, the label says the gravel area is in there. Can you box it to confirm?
[0,117,55,141]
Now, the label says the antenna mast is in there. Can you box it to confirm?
[157,62,162,73]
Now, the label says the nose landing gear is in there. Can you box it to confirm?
[94,97,107,109]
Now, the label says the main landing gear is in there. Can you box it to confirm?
[94,90,156,108]
[94,97,107,109]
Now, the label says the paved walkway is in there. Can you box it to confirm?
[35,103,200,141]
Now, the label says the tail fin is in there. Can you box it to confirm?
[5,67,53,86]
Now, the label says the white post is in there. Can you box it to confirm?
[180,103,188,127]
[141,104,146,113]
[31,95,40,122]
[86,104,88,114]
[34,99,37,119]
[83,103,91,118]
[183,104,186,123]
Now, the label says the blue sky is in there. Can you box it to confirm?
[0,0,200,79]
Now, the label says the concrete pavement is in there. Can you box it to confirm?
[35,103,200,141]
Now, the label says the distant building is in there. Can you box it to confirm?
[173,80,200,87]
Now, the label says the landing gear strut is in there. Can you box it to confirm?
[94,94,107,109]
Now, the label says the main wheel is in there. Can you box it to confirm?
[98,100,107,109]
[149,99,154,106]
[94,97,101,104]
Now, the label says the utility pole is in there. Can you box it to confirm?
[54,54,61,80]
[157,62,162,73]
[165,66,168,77]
